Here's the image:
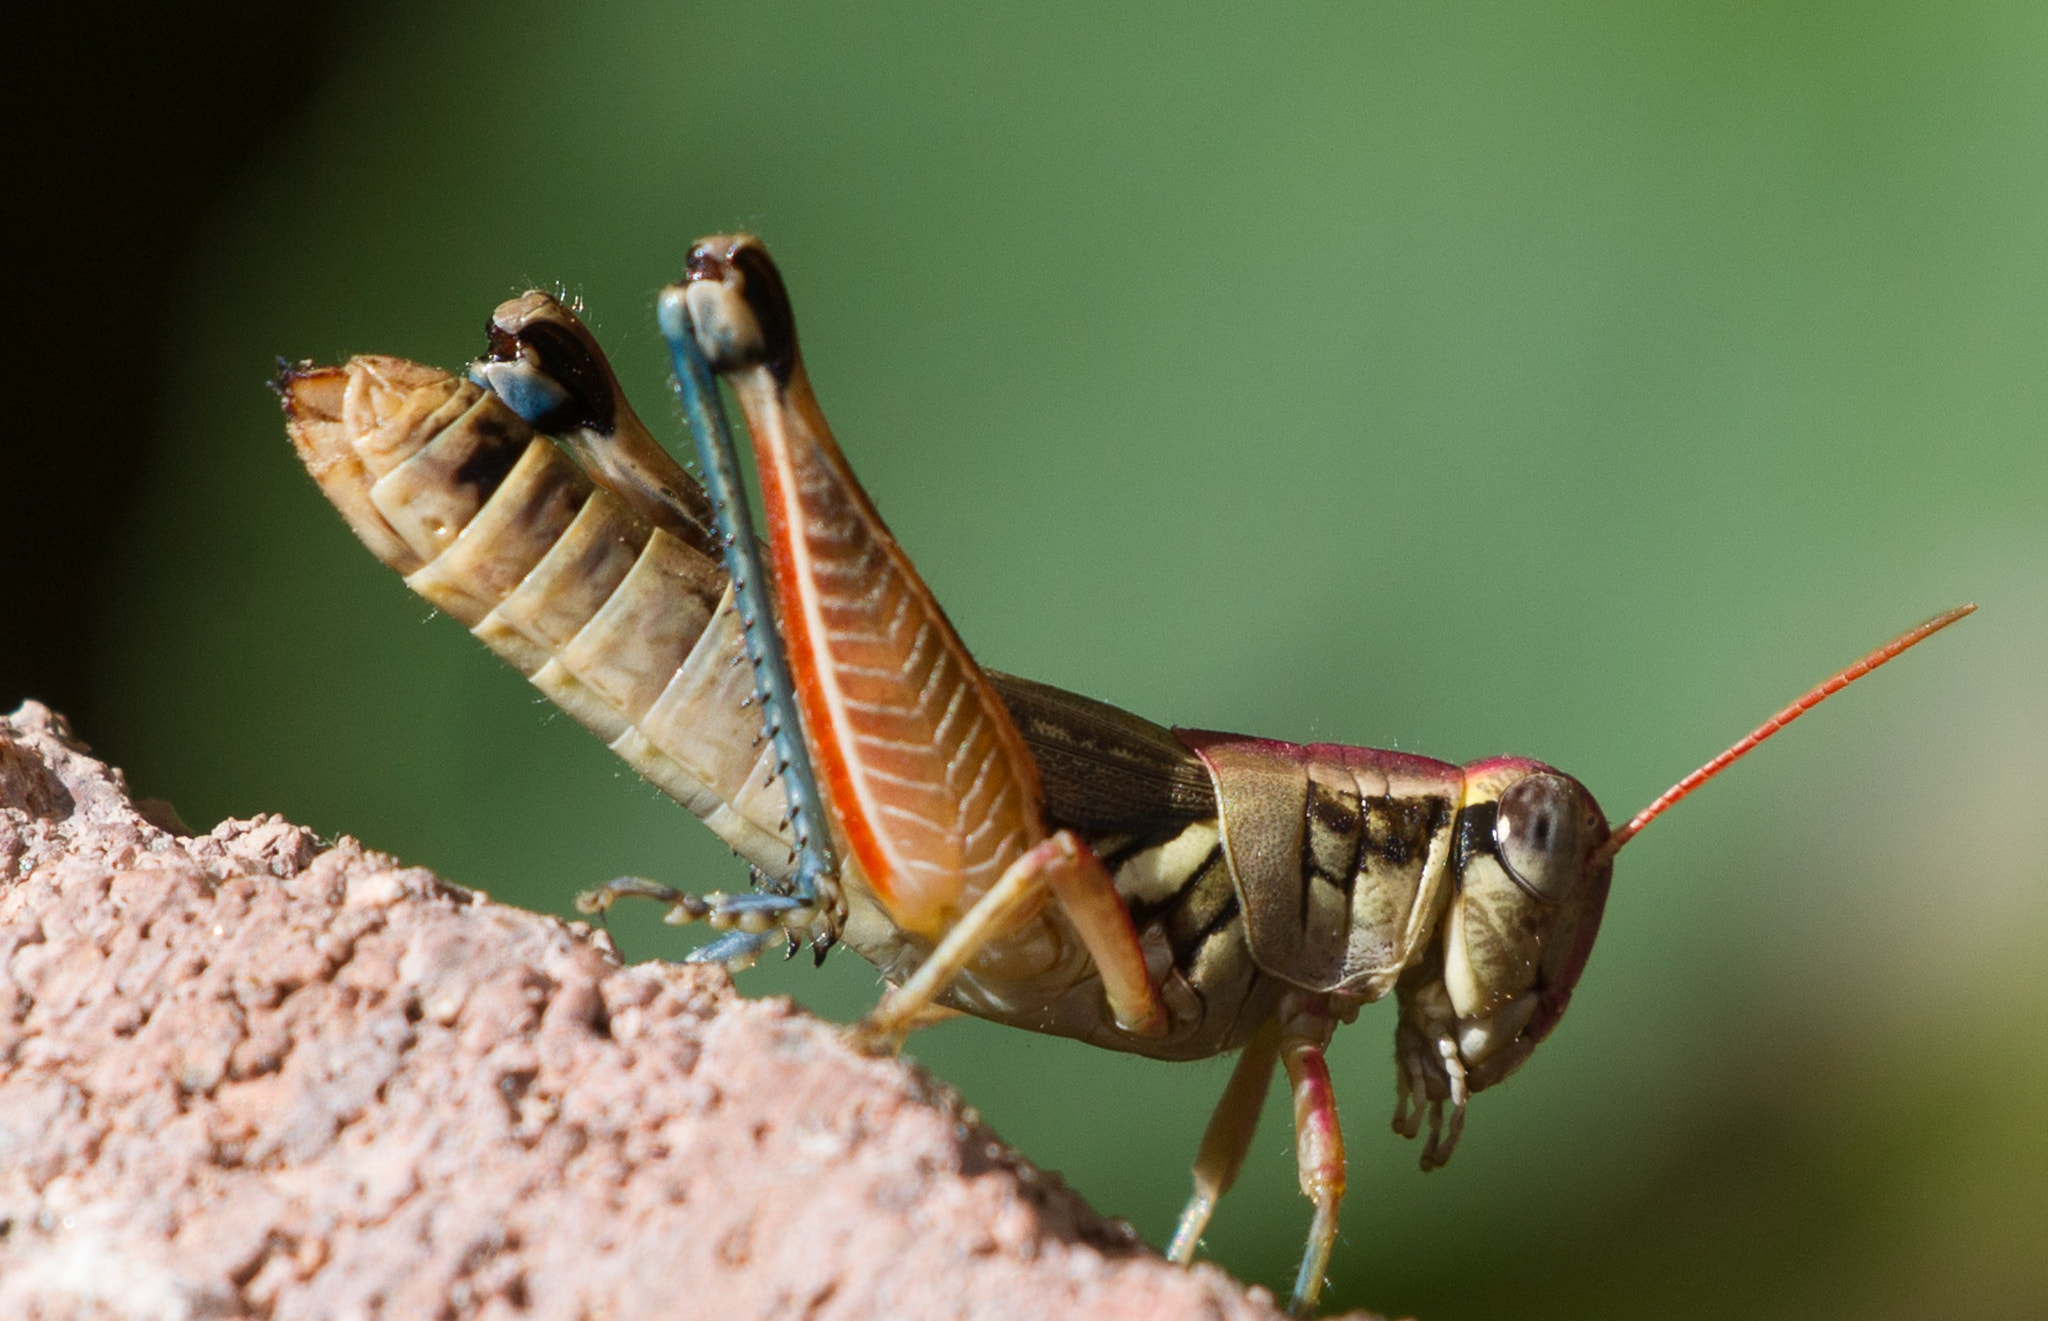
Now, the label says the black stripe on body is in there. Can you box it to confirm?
[1285,783,1455,982]
[1110,827,1278,1057]
[448,401,527,501]
[1303,775,1365,935]
[1095,833,1162,874]
[1454,800,1499,872]
[1126,838,1235,972]
[1366,794,1448,869]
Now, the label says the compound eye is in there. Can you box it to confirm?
[1494,773,1599,901]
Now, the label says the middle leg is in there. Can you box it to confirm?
[1279,993,1347,1318]
[1169,1015,1283,1264]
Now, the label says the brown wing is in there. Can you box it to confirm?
[987,670,1215,840]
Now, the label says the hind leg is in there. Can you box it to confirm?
[859,829,1168,1048]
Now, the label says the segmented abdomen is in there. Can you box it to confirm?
[280,355,797,877]
[280,349,1273,1060]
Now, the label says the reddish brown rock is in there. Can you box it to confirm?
[0,703,1316,1320]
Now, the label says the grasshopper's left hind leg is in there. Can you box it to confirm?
[671,233,1170,1043]
[474,288,839,967]
[861,829,1169,1048]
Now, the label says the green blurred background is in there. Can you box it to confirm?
[12,2,2047,1315]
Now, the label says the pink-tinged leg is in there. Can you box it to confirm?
[1280,1002,1346,1317]
[860,855,1045,1049]
[863,830,1168,1047]
[1168,1016,1281,1265]
[1036,832,1169,1038]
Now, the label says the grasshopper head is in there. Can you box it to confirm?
[1392,757,1612,1168]
[1394,605,1971,1168]
[1437,758,1613,1087]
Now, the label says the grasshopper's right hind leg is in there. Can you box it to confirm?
[573,875,817,972]
[471,291,841,966]
[673,234,1172,1049]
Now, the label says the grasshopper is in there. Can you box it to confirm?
[277,233,1969,1315]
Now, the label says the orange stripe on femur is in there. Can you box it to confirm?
[742,368,1046,938]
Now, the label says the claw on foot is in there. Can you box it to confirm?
[1391,1029,1468,1171]
[573,875,681,917]
[850,993,965,1055]
[573,877,824,971]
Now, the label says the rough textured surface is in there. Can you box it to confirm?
[0,702,1321,1320]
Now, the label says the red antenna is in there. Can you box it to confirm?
[1596,603,1975,867]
